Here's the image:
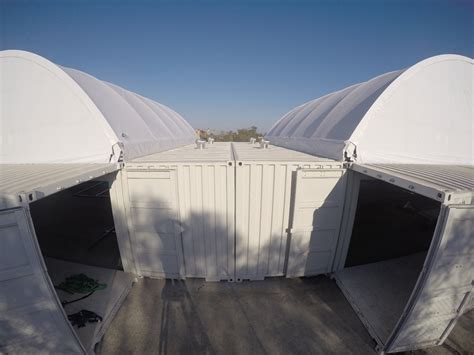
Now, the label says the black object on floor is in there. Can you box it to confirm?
[68,310,103,328]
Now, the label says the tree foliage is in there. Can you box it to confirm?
[197,126,264,142]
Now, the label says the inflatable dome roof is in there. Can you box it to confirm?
[0,50,196,164]
[266,55,473,165]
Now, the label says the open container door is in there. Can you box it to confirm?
[1,162,133,353]
[0,208,84,354]
[286,168,347,277]
[384,205,473,353]
[335,163,474,353]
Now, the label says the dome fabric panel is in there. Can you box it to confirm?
[298,85,359,138]
[0,51,117,164]
[352,55,473,164]
[316,70,401,140]
[106,83,176,139]
[0,50,195,164]
[62,67,196,161]
[156,101,196,136]
[268,104,305,137]
[266,55,473,165]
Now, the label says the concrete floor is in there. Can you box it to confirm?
[97,276,473,355]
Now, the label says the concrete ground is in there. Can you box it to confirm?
[98,276,473,355]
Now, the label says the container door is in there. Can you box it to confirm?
[177,163,235,282]
[385,206,473,353]
[0,208,84,354]
[235,162,297,281]
[286,168,347,277]
[124,169,185,279]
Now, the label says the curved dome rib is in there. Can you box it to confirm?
[62,67,196,160]
[267,104,305,136]
[298,84,359,139]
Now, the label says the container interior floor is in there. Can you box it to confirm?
[335,252,426,346]
[44,257,134,352]
[30,178,134,352]
[336,178,440,347]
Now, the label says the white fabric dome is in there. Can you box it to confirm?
[266,55,473,164]
[0,50,196,163]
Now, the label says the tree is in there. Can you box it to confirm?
[209,126,263,142]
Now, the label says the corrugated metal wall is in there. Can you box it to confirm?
[286,168,347,277]
[119,143,347,282]
[122,169,185,279]
[235,161,344,280]
[122,161,235,281]
[235,162,296,280]
[177,162,235,281]
[232,142,345,281]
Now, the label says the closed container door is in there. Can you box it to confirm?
[0,208,84,353]
[124,170,185,279]
[235,163,295,281]
[286,169,347,277]
[177,163,235,281]
[385,206,474,353]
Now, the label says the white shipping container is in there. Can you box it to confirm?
[232,142,345,280]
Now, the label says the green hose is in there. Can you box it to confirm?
[55,273,107,306]
[55,273,107,294]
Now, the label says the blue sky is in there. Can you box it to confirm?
[1,0,472,132]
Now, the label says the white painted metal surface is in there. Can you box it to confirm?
[266,55,473,165]
[0,163,119,209]
[286,168,347,277]
[232,142,344,280]
[332,170,362,272]
[0,50,195,164]
[120,143,235,281]
[130,142,232,164]
[385,205,474,353]
[120,168,185,279]
[233,142,338,162]
[351,164,474,205]
[109,170,138,275]
[0,208,84,354]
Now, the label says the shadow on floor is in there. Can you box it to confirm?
[97,276,473,355]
